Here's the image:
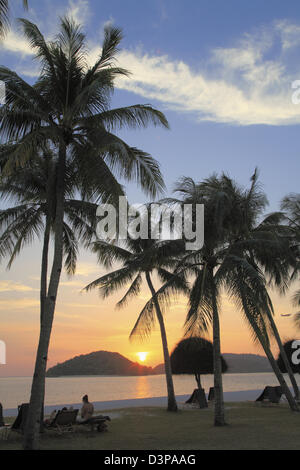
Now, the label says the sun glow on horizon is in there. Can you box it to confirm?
[137,352,148,362]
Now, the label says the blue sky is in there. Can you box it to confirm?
[0,0,300,374]
[1,0,300,207]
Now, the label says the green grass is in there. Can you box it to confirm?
[1,402,300,450]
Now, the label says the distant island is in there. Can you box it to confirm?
[46,350,272,377]
[46,351,155,377]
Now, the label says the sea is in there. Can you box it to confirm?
[1,372,299,411]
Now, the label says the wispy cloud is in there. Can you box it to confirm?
[0,281,38,293]
[0,298,39,310]
[74,262,100,277]
[2,8,300,126]
[59,280,86,288]
[66,0,90,25]
[1,29,34,56]
[84,19,300,126]
[65,302,101,309]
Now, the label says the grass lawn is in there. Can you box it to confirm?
[1,402,300,450]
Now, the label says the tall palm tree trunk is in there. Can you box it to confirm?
[212,290,226,426]
[268,313,300,400]
[250,317,299,412]
[146,272,178,412]
[40,218,50,324]
[23,142,66,449]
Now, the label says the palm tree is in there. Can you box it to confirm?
[0,145,127,430]
[166,172,299,424]
[0,0,28,38]
[84,236,189,412]
[0,151,95,323]
[281,194,300,336]
[0,17,168,449]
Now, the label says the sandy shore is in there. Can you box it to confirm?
[3,389,268,417]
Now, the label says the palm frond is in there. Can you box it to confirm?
[97,105,169,132]
[184,267,214,337]
[292,289,300,307]
[294,312,300,331]
[84,25,125,80]
[129,290,157,342]
[91,240,132,269]
[63,221,78,275]
[17,18,58,81]
[130,270,188,342]
[116,273,142,309]
[83,265,135,298]
[0,0,9,37]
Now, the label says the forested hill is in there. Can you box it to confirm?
[46,350,272,377]
[223,353,272,373]
[153,353,272,374]
[46,350,156,377]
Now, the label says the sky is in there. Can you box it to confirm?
[0,0,300,376]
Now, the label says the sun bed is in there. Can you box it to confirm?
[255,386,283,404]
[208,387,215,401]
[77,414,111,432]
[11,403,29,433]
[185,388,208,408]
[47,409,79,434]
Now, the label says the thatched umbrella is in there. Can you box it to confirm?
[170,337,228,407]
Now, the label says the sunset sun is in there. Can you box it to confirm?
[137,352,148,362]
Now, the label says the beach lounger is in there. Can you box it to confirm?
[48,409,79,434]
[185,388,208,408]
[77,414,111,432]
[0,404,10,441]
[11,403,29,433]
[255,386,283,404]
[208,387,215,401]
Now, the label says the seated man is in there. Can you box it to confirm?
[76,394,94,423]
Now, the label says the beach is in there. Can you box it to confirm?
[2,388,287,417]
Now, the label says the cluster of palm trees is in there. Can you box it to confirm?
[0,12,299,450]
[85,173,300,427]
[0,16,169,449]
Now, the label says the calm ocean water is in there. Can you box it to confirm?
[1,372,299,409]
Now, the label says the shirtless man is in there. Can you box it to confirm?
[77,394,94,422]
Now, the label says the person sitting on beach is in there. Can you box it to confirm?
[76,394,94,423]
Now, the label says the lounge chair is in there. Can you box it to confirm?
[47,409,79,434]
[11,403,29,433]
[0,404,10,441]
[208,387,215,401]
[77,414,111,432]
[255,386,283,404]
[185,388,208,408]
